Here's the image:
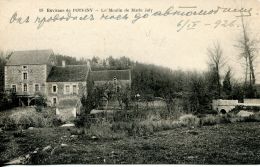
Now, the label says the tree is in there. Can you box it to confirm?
[0,50,13,92]
[188,72,212,113]
[91,56,99,64]
[207,42,225,98]
[54,54,88,65]
[222,67,232,99]
[34,93,47,112]
[231,82,244,102]
[235,16,259,87]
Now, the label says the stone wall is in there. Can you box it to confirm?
[5,65,47,96]
[46,81,86,105]
[56,107,77,121]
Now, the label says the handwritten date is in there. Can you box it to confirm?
[176,19,238,32]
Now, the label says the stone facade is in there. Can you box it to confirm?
[46,81,86,106]
[5,64,48,96]
[4,50,89,109]
[4,50,131,118]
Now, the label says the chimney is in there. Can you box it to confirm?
[62,60,66,67]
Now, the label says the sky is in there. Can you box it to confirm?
[0,0,260,82]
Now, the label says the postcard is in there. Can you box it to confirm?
[0,0,260,165]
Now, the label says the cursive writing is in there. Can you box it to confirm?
[34,11,94,29]
[8,5,254,30]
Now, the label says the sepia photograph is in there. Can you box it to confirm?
[0,0,260,165]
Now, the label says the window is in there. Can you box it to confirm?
[23,72,27,80]
[65,85,70,94]
[11,85,16,92]
[72,85,77,94]
[23,84,27,92]
[35,84,40,92]
[53,97,57,105]
[52,85,57,93]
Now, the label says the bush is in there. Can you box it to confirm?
[244,112,260,122]
[52,116,63,127]
[179,114,200,127]
[0,107,60,130]
[111,121,150,136]
[200,112,260,126]
[111,119,181,137]
[10,108,48,128]
[218,114,232,124]
[201,115,220,126]
[34,94,47,112]
[0,116,16,130]
[230,105,260,114]
[84,121,124,139]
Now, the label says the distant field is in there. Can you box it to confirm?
[0,122,260,164]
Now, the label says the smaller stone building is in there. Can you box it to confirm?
[89,69,131,109]
[46,63,90,106]
[90,69,131,89]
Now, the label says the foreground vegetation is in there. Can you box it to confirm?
[0,121,259,164]
[0,107,62,131]
[0,105,260,164]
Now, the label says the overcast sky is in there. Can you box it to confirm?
[0,0,260,82]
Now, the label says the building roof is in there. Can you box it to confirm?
[6,49,53,65]
[90,69,131,81]
[47,65,89,82]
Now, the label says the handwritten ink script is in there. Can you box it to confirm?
[8,6,257,31]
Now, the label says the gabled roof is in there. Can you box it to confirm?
[90,69,131,81]
[47,65,89,82]
[6,49,53,65]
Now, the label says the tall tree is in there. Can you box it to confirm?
[207,42,225,98]
[235,16,259,86]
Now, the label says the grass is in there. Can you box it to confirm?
[0,122,260,164]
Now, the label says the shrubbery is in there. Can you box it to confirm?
[179,114,200,127]
[244,112,260,122]
[0,107,62,130]
[84,121,125,139]
[201,115,220,126]
[82,110,260,138]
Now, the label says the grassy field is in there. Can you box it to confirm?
[1,122,260,164]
